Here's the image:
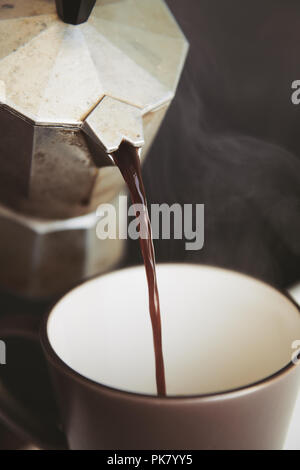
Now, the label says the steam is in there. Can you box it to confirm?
[127,0,300,288]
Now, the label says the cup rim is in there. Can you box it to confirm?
[40,263,300,403]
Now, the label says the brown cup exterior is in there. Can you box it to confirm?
[1,267,300,450]
[41,321,300,450]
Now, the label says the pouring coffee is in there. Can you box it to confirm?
[112,142,166,396]
[1,1,300,450]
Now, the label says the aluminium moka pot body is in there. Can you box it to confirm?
[0,0,188,298]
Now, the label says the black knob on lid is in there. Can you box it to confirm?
[55,0,96,25]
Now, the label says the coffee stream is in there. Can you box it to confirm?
[112,141,166,396]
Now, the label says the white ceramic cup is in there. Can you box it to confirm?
[48,264,300,397]
[1,264,300,449]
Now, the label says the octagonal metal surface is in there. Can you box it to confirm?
[0,0,188,125]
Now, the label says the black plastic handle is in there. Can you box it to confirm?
[55,0,96,25]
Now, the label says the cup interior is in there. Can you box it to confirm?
[47,264,300,396]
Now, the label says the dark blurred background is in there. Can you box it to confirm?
[127,0,300,289]
[1,0,300,449]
